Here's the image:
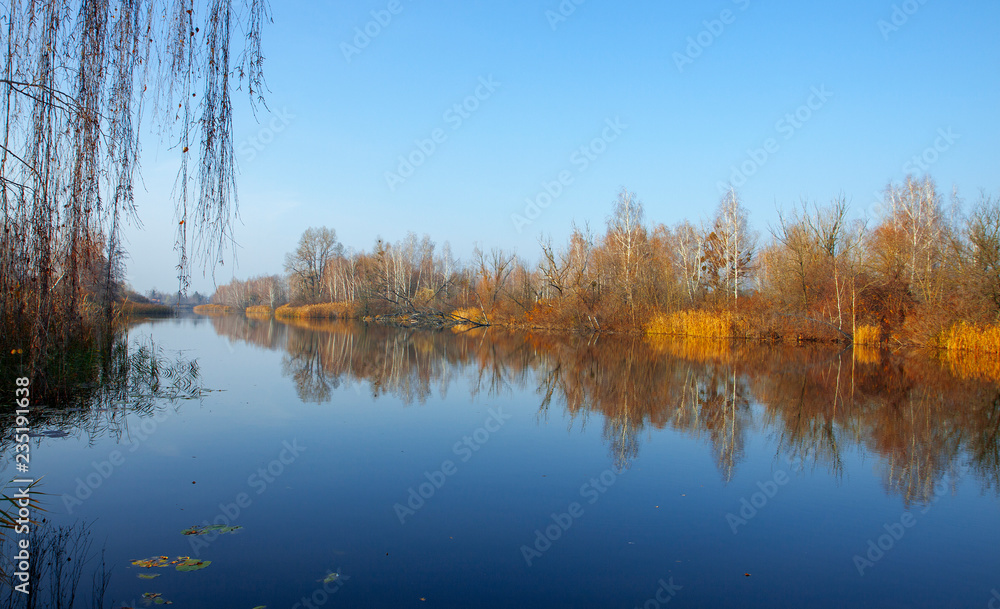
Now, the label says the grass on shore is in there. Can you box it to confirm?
[936,321,1000,354]
[645,310,749,339]
[934,321,1000,382]
[274,302,359,320]
[245,305,274,318]
[193,304,238,316]
[853,324,882,346]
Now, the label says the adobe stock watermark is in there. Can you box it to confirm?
[987,588,1000,609]
[866,127,959,217]
[384,75,501,191]
[237,107,295,162]
[341,0,410,63]
[545,0,586,31]
[725,449,811,534]
[673,0,751,72]
[62,407,180,514]
[851,466,967,576]
[878,0,931,41]
[716,85,833,195]
[511,117,627,233]
[633,577,683,609]
[394,406,511,524]
[188,439,307,556]
[519,467,624,566]
[291,569,349,609]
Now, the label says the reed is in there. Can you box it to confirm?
[245,305,274,318]
[645,310,747,339]
[853,324,882,346]
[936,321,1000,354]
[193,304,238,316]
[274,302,359,320]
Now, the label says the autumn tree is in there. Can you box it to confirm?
[673,220,707,306]
[883,176,948,304]
[285,227,342,304]
[704,189,756,304]
[473,246,516,322]
[605,189,647,322]
[954,192,1000,320]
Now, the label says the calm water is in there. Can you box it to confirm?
[9,315,1000,608]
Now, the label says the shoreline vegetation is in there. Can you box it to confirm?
[203,179,1000,357]
[201,303,1000,358]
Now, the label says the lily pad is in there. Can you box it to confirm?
[131,556,170,568]
[141,593,172,606]
[175,558,211,572]
[320,572,341,584]
[137,574,161,580]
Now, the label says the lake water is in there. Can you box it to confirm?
[10,315,1000,608]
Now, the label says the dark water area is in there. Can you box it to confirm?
[5,315,1000,608]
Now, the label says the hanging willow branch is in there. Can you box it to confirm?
[0,0,270,387]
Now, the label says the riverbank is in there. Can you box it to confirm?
[194,302,1000,355]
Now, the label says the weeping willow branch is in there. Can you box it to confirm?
[0,0,270,388]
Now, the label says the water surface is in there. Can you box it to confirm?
[9,316,1000,608]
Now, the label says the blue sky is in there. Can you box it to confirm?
[125,0,1000,295]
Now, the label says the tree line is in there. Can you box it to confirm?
[210,175,1000,349]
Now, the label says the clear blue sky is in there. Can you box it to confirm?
[126,0,1000,295]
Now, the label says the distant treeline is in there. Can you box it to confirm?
[209,176,1000,352]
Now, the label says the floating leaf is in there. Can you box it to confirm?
[137,574,160,580]
[320,572,340,584]
[141,593,172,606]
[252,606,266,609]
[131,556,170,568]
[175,558,211,572]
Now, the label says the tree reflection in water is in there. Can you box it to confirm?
[211,315,1000,506]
